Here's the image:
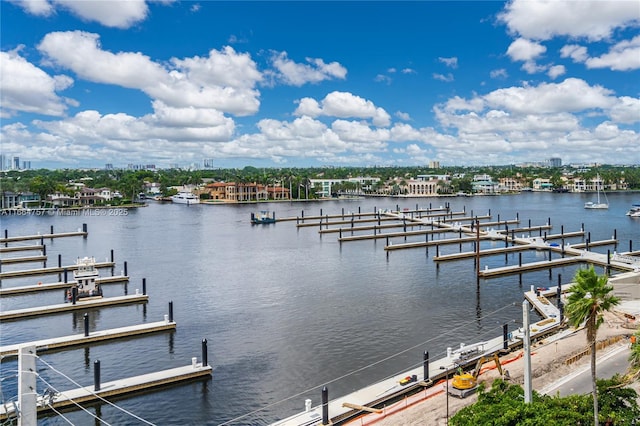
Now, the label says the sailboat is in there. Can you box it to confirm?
[584,175,609,209]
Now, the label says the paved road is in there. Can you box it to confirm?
[541,345,632,397]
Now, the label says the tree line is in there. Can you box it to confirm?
[2,165,639,202]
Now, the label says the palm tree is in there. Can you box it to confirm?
[565,266,620,426]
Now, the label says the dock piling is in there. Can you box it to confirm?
[202,339,208,367]
[82,223,87,238]
[322,386,329,425]
[142,278,146,295]
[503,323,509,350]
[94,360,101,391]
[58,254,62,268]
[124,261,128,277]
[71,287,77,305]
[64,268,68,283]
[84,313,89,337]
[169,301,174,322]
[50,225,54,236]
[423,351,429,381]
[556,275,562,308]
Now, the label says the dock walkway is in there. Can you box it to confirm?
[0,230,87,244]
[0,275,128,296]
[0,261,115,279]
[0,361,211,420]
[0,294,148,321]
[0,318,175,357]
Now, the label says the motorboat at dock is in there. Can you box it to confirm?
[68,256,102,301]
[171,191,200,205]
[251,210,276,224]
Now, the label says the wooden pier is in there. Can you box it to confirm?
[0,319,176,357]
[0,261,115,279]
[0,275,129,296]
[0,294,148,321]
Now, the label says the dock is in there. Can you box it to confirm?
[0,229,87,244]
[0,294,148,321]
[0,360,211,421]
[0,261,115,279]
[0,255,47,265]
[385,235,492,251]
[0,244,44,254]
[0,318,176,358]
[0,275,129,296]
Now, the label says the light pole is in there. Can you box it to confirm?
[440,365,450,425]
[523,300,532,403]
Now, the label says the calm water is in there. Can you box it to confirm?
[1,192,639,425]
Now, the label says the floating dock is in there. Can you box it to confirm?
[0,255,47,265]
[0,229,87,244]
[0,294,148,321]
[0,360,211,421]
[0,275,128,296]
[0,244,45,254]
[0,261,115,279]
[0,318,176,358]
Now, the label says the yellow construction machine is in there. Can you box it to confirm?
[449,353,504,398]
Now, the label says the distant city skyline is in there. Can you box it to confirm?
[1,1,639,169]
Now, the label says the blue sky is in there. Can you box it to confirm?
[1,0,639,169]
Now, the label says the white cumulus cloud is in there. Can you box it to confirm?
[269,51,347,86]
[294,91,391,127]
[0,49,73,117]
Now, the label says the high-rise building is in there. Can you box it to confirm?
[0,154,6,171]
[429,161,440,169]
[22,161,31,170]
[12,156,20,170]
[549,157,562,167]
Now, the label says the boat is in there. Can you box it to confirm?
[251,210,276,224]
[584,175,608,209]
[627,204,640,217]
[68,256,102,301]
[171,191,200,205]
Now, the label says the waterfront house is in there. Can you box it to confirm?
[472,175,498,194]
[497,177,523,192]
[1,191,41,209]
[532,178,553,191]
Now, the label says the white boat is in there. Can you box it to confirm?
[171,191,200,205]
[584,175,608,209]
[69,256,102,301]
[627,204,640,217]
